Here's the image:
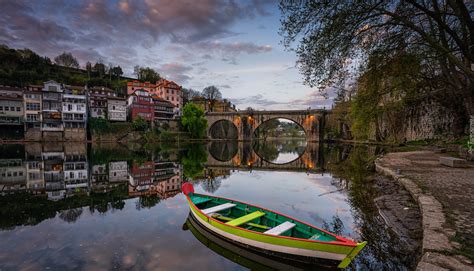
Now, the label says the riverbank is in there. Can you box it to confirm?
[375,151,474,270]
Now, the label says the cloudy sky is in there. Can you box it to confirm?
[0,0,333,110]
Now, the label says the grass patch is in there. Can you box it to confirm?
[450,232,474,262]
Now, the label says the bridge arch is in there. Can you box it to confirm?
[253,117,308,139]
[252,140,308,166]
[208,120,238,139]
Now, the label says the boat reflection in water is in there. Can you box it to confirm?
[184,214,337,271]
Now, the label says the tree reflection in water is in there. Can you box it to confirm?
[180,144,208,179]
[58,208,83,223]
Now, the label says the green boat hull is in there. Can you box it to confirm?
[182,185,367,269]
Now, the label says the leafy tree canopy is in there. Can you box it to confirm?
[133,65,161,83]
[181,103,208,138]
[280,0,473,114]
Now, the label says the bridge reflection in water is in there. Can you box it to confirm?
[206,141,325,173]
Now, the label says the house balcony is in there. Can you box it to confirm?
[42,126,64,132]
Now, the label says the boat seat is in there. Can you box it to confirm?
[211,213,271,230]
[201,203,236,215]
[226,211,265,227]
[264,221,296,235]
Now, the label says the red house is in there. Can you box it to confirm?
[127,89,154,122]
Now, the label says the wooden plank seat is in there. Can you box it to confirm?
[201,203,236,215]
[211,213,271,230]
[226,211,265,227]
[264,221,296,235]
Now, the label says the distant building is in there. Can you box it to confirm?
[154,79,182,110]
[42,81,64,132]
[127,80,156,95]
[0,86,24,126]
[107,96,127,122]
[127,89,154,122]
[152,95,175,122]
[191,97,237,112]
[23,85,43,131]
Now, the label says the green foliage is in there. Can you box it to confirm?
[181,144,208,179]
[350,52,422,141]
[88,118,111,134]
[0,45,128,89]
[132,116,149,132]
[159,130,176,142]
[181,103,208,139]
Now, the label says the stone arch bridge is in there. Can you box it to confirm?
[205,141,325,173]
[205,109,329,141]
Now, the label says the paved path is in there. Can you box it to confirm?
[375,151,474,270]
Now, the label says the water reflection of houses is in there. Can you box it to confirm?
[0,158,27,193]
[91,161,129,193]
[42,150,66,200]
[128,160,183,199]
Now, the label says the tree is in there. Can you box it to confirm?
[181,103,208,138]
[181,88,201,105]
[111,65,123,79]
[133,65,161,82]
[85,61,92,79]
[202,86,222,112]
[280,1,474,116]
[93,62,106,78]
[54,52,79,68]
[132,116,149,131]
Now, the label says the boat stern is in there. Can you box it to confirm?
[337,241,367,268]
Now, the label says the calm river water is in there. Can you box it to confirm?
[0,140,417,270]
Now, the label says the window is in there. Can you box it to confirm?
[5,107,9,111]
[27,114,38,121]
[68,104,72,111]
[26,103,40,110]
[69,172,74,178]
[48,86,57,91]
[10,107,14,111]
[172,90,174,94]
[0,106,3,111]
[16,107,21,111]
[112,105,116,110]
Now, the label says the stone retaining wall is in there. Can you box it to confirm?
[375,156,473,271]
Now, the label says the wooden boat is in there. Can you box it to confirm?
[182,183,367,269]
[184,214,336,270]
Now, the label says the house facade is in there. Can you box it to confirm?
[24,85,42,131]
[63,85,87,140]
[42,81,64,136]
[127,89,154,122]
[88,86,114,119]
[152,95,175,122]
[107,97,127,122]
[154,79,182,110]
[126,80,156,95]
[0,86,24,126]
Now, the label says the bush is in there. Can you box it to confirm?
[132,116,149,131]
